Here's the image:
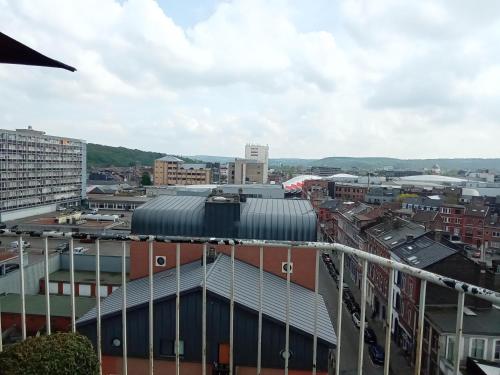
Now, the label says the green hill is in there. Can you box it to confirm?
[86,143,199,167]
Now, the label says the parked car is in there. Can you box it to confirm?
[80,236,96,244]
[344,299,355,313]
[351,311,367,328]
[472,251,481,258]
[343,290,354,302]
[0,222,6,229]
[29,231,43,237]
[56,242,70,252]
[10,240,31,249]
[364,327,377,344]
[73,247,88,254]
[368,344,385,366]
[4,264,19,274]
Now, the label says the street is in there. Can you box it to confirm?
[319,256,384,375]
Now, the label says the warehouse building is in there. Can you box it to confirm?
[77,254,335,374]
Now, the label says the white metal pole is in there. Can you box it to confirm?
[357,259,368,375]
[96,239,102,375]
[284,247,291,375]
[176,243,180,375]
[229,245,235,375]
[312,249,319,375]
[19,235,26,340]
[44,237,51,335]
[414,280,427,375]
[257,246,263,375]
[148,241,154,375]
[122,241,128,375]
[384,269,395,375]
[335,252,344,375]
[453,292,465,375]
[69,238,76,332]
[202,244,207,375]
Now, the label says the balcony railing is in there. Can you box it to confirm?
[0,230,499,375]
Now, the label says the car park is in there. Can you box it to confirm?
[368,344,385,366]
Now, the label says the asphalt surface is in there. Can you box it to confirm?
[319,254,384,375]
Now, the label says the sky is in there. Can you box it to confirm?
[1,0,500,159]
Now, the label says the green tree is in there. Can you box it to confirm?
[141,172,152,186]
[0,332,99,375]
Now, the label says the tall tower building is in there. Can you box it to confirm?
[0,127,86,221]
[245,144,269,183]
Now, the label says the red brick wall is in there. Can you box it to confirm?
[130,242,317,290]
[102,356,328,375]
[1,313,70,335]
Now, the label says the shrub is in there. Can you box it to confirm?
[0,332,99,375]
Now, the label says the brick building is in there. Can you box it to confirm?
[333,183,368,202]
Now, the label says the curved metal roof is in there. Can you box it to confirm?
[131,195,205,236]
[131,196,317,241]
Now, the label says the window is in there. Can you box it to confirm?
[49,282,59,294]
[470,338,486,359]
[99,285,109,298]
[62,282,71,295]
[79,284,91,297]
[494,340,500,361]
[446,337,455,362]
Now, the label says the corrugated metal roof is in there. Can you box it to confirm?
[239,198,316,241]
[78,254,336,345]
[131,196,205,236]
[131,196,317,241]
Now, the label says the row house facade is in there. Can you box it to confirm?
[333,183,368,202]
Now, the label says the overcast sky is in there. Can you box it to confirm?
[1,0,499,159]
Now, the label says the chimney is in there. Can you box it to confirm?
[434,230,443,243]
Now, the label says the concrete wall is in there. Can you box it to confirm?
[0,204,56,222]
[60,253,129,273]
[0,253,60,295]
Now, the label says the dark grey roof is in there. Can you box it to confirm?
[426,306,500,335]
[368,219,426,249]
[131,196,205,236]
[156,155,183,162]
[403,196,443,207]
[392,236,457,269]
[77,254,336,345]
[319,199,342,210]
[131,196,317,241]
[239,198,316,241]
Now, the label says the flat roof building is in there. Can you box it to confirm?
[154,156,211,186]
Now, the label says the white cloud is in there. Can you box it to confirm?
[0,0,499,159]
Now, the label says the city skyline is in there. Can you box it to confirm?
[1,0,500,159]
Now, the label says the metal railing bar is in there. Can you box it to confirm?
[175,243,181,375]
[122,241,128,375]
[69,237,76,332]
[384,268,394,375]
[285,247,291,375]
[453,292,465,375]
[257,246,263,375]
[44,237,51,335]
[229,245,235,375]
[357,259,368,375]
[334,252,344,375]
[312,249,319,375]
[202,244,207,375]
[414,280,427,375]
[148,241,154,375]
[96,239,102,375]
[0,232,498,304]
[19,235,26,340]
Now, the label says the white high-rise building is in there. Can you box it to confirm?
[245,144,269,183]
[0,127,86,221]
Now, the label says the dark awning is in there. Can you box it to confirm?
[0,31,76,72]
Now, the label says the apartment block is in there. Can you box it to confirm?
[154,156,212,186]
[0,127,86,221]
[231,158,265,184]
[245,144,269,182]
